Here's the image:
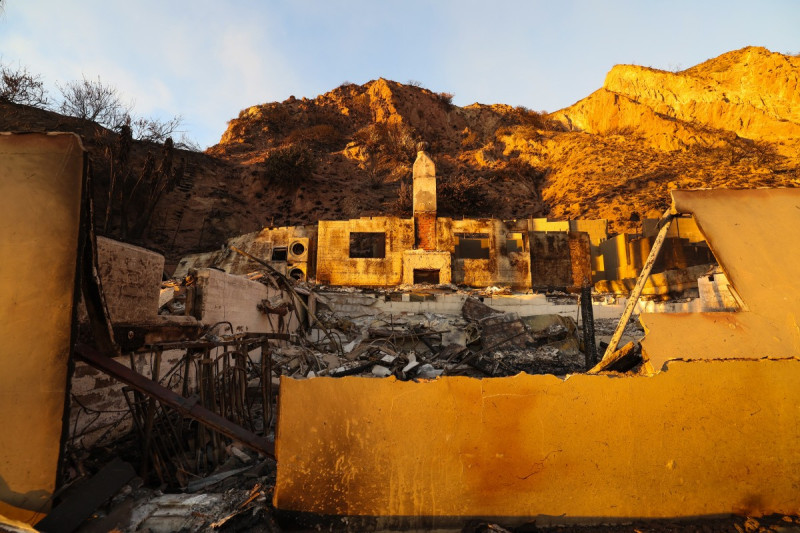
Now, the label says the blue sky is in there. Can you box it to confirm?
[1,1,798,149]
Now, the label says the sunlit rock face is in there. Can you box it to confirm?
[553,46,800,152]
[3,48,799,264]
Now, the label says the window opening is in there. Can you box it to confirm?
[506,232,524,253]
[454,232,490,259]
[349,232,386,258]
[271,247,288,261]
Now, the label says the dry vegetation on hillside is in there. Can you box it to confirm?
[209,46,799,236]
[2,46,799,265]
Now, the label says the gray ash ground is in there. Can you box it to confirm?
[592,318,645,338]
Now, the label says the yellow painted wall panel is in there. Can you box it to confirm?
[0,133,84,524]
[641,189,800,368]
[275,361,800,523]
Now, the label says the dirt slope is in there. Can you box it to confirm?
[0,103,251,264]
[2,46,798,266]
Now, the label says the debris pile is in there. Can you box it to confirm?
[265,291,593,382]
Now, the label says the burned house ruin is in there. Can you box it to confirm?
[175,142,714,297]
[1,132,799,532]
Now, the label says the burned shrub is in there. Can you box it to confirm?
[0,63,48,107]
[57,75,131,129]
[437,173,493,216]
[130,115,185,144]
[261,144,316,188]
[353,121,417,162]
[438,91,455,111]
[393,177,413,215]
[510,106,561,131]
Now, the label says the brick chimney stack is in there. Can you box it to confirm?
[412,142,437,250]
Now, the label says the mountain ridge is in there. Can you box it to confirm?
[2,46,797,268]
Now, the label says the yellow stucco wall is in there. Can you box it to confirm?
[275,360,800,524]
[316,217,414,286]
[570,219,608,248]
[0,134,84,523]
[597,234,633,280]
[643,216,706,244]
[528,217,569,233]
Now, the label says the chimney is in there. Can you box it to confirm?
[412,142,437,250]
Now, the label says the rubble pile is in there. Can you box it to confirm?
[265,290,594,383]
[54,255,647,533]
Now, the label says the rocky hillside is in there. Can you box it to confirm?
[206,78,552,225]
[2,46,798,268]
[210,45,800,234]
[544,46,800,225]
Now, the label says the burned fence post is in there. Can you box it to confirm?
[580,281,597,368]
[261,339,274,431]
[141,347,163,480]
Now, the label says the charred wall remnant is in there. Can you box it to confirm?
[438,218,532,289]
[0,133,85,524]
[82,236,164,323]
[173,224,317,281]
[187,268,305,334]
[316,216,414,286]
[529,231,592,290]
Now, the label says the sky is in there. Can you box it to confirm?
[1,1,798,149]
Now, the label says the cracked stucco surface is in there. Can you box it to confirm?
[274,360,800,521]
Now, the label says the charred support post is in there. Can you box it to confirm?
[592,211,675,372]
[580,282,597,368]
[33,458,136,533]
[74,343,275,458]
[141,348,162,480]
